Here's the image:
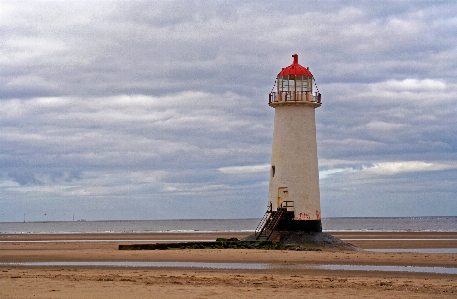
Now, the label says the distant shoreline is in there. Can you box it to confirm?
[1,231,457,249]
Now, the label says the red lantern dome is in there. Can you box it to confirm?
[277,54,313,77]
[269,54,321,107]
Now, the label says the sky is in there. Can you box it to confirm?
[0,0,456,222]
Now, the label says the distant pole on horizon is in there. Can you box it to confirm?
[255,54,322,240]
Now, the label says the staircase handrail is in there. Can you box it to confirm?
[254,202,272,238]
[255,201,294,240]
[264,209,284,240]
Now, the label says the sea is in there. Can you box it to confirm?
[0,217,456,234]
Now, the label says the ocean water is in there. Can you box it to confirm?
[0,217,456,234]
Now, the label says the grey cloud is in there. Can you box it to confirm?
[1,0,456,221]
[7,171,42,186]
[2,1,456,99]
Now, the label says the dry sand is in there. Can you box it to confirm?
[1,231,456,298]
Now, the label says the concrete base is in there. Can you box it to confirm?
[276,217,322,233]
[243,231,361,251]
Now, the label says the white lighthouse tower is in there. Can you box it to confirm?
[255,54,322,239]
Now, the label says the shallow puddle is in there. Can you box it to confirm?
[2,262,456,275]
[367,248,457,254]
[0,239,210,243]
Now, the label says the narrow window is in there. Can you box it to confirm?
[271,165,275,177]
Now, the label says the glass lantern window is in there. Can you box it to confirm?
[278,77,288,92]
[278,75,312,93]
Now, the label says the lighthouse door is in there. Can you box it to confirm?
[277,187,289,209]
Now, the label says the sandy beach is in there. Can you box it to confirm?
[1,231,456,298]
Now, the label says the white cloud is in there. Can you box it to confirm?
[382,79,446,91]
[366,121,407,131]
[360,161,457,175]
[164,183,230,194]
[319,168,351,179]
[218,164,270,175]
[357,79,456,104]
[318,160,457,179]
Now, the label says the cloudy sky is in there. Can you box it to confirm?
[1,0,456,222]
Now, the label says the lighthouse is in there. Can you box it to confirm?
[255,54,322,240]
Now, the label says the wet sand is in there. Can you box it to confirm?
[1,232,456,298]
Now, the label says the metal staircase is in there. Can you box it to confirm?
[255,201,293,240]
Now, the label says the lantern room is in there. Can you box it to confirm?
[269,54,321,106]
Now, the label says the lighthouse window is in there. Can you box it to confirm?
[296,80,304,91]
[288,79,295,91]
[279,79,289,92]
[278,77,295,92]
[271,165,275,177]
[296,76,310,92]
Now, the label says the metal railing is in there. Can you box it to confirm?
[254,202,272,238]
[256,208,285,240]
[269,91,321,105]
[255,201,294,240]
[280,200,294,209]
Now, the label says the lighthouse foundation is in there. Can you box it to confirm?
[246,206,359,250]
[275,217,322,233]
